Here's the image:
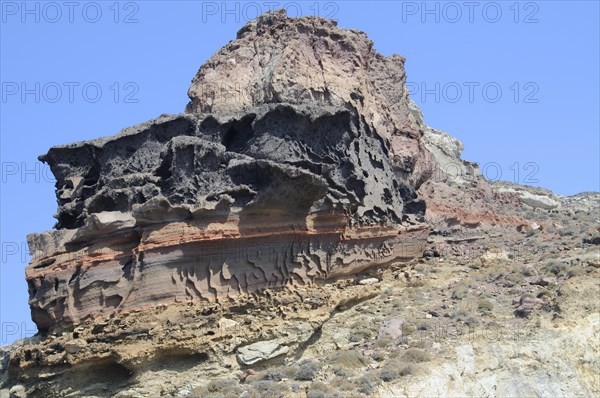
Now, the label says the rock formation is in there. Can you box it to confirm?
[25,11,433,334]
[184,9,536,230]
[3,9,598,398]
[186,11,431,187]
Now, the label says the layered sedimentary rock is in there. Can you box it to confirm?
[6,10,598,398]
[409,101,528,228]
[27,103,427,332]
[25,8,536,338]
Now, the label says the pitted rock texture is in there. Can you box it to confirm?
[185,9,433,188]
[25,8,544,341]
[29,103,428,332]
[43,105,419,231]
[184,9,533,230]
[4,9,599,398]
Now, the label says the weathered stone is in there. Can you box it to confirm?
[8,385,25,398]
[479,249,510,265]
[23,10,554,334]
[6,10,597,398]
[515,296,545,318]
[236,340,290,365]
[531,276,556,287]
[359,278,379,286]
[218,318,238,331]
[583,235,600,245]
[28,62,429,331]
[186,10,426,177]
[496,184,560,210]
[377,318,404,340]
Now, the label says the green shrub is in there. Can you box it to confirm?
[537,289,552,299]
[379,361,414,382]
[333,376,358,392]
[348,320,376,342]
[559,227,575,236]
[332,365,350,377]
[370,350,386,362]
[261,367,286,381]
[190,379,243,398]
[521,266,536,277]
[505,272,524,285]
[417,322,431,331]
[328,350,369,369]
[391,299,403,308]
[348,327,373,342]
[374,335,393,348]
[451,309,480,326]
[415,264,432,274]
[379,364,399,382]
[354,373,380,395]
[401,348,430,363]
[307,381,335,398]
[478,299,494,312]
[294,359,319,381]
[398,364,414,376]
[547,261,567,275]
[282,365,299,379]
[452,286,469,300]
[484,270,505,283]
[247,380,290,398]
[402,323,417,336]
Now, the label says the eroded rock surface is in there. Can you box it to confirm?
[184,10,538,231]
[27,104,428,333]
[4,9,598,398]
[23,11,470,337]
[186,9,431,188]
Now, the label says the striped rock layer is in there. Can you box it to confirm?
[28,104,428,331]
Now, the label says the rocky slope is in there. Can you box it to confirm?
[2,10,598,398]
[3,191,598,398]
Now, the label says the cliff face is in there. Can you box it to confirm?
[26,105,428,333]
[185,10,432,189]
[19,5,538,344]
[5,10,595,398]
[183,10,531,230]
[25,11,433,334]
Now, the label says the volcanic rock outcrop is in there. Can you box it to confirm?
[24,9,540,336]
[186,10,431,187]
[184,10,531,230]
[5,10,599,398]
[25,11,437,333]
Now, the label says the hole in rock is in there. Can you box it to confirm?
[221,115,256,152]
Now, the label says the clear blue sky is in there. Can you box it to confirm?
[1,1,599,344]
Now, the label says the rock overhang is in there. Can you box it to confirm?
[28,102,429,332]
